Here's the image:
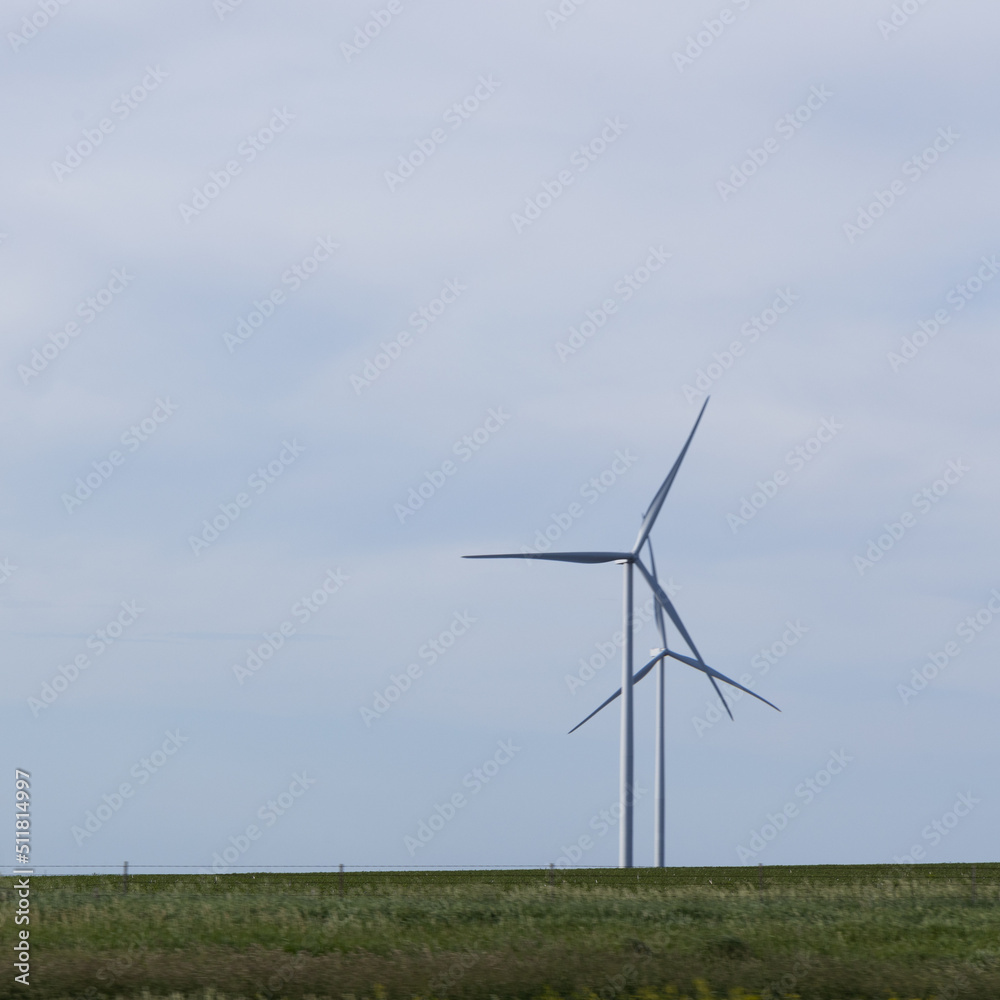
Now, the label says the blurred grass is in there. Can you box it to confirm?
[1,864,998,998]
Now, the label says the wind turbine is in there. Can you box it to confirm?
[464,397,779,867]
[568,537,778,865]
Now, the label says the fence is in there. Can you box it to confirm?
[3,860,994,897]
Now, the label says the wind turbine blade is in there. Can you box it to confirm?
[632,397,709,555]
[707,675,734,721]
[568,689,620,735]
[568,652,665,734]
[463,551,632,564]
[634,558,703,663]
[666,649,780,713]
[636,555,773,715]
[646,540,668,650]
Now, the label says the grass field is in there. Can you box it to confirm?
[2,864,998,999]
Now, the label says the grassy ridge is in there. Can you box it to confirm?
[2,865,998,999]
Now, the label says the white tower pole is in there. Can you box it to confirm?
[654,658,665,867]
[619,559,634,868]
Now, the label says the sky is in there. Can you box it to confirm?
[2,0,999,875]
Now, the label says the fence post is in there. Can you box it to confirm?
[758,862,763,891]
[971,863,977,904]
[548,862,554,888]
[339,863,344,896]
[123,861,128,893]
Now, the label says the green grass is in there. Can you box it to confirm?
[2,865,998,999]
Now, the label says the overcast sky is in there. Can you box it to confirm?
[3,0,999,874]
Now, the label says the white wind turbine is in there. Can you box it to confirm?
[465,398,779,867]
